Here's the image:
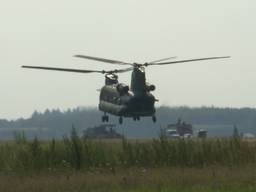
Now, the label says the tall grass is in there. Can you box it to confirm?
[0,130,255,172]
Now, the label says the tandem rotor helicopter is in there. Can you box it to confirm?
[22,55,230,124]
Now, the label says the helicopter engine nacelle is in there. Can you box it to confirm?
[116,83,129,94]
[146,83,156,92]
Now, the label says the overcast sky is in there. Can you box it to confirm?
[1,0,255,119]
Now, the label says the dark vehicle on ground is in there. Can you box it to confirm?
[197,129,207,138]
[165,118,193,138]
[83,124,122,139]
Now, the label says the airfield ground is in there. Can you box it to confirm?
[0,166,256,192]
[0,134,256,191]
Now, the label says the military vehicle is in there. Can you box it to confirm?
[166,118,193,138]
[22,54,229,124]
[197,129,208,138]
[83,124,122,139]
[165,129,181,139]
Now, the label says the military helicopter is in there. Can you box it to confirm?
[22,55,229,124]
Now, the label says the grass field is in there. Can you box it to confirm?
[0,130,256,191]
[0,166,256,192]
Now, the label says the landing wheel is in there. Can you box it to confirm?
[102,115,109,122]
[119,117,123,124]
[133,116,140,121]
[152,116,157,123]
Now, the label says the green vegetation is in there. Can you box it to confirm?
[0,130,256,191]
[1,130,256,171]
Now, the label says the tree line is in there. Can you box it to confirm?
[1,106,256,129]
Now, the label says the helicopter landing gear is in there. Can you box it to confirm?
[119,116,123,124]
[133,116,140,121]
[152,115,157,123]
[102,114,109,122]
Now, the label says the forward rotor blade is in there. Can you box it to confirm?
[22,66,104,73]
[145,56,230,66]
[22,65,133,74]
[149,56,177,64]
[74,55,133,66]
[109,67,133,73]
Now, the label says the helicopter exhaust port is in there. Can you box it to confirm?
[146,83,156,91]
[116,83,129,94]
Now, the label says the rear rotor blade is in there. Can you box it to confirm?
[149,56,177,64]
[74,55,133,66]
[22,66,105,73]
[145,56,230,66]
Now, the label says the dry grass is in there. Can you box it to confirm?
[0,166,256,192]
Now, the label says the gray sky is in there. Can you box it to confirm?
[1,0,255,119]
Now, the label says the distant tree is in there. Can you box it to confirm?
[233,124,240,139]
[44,109,51,116]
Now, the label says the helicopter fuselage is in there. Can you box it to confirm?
[99,84,156,117]
[99,66,156,121]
